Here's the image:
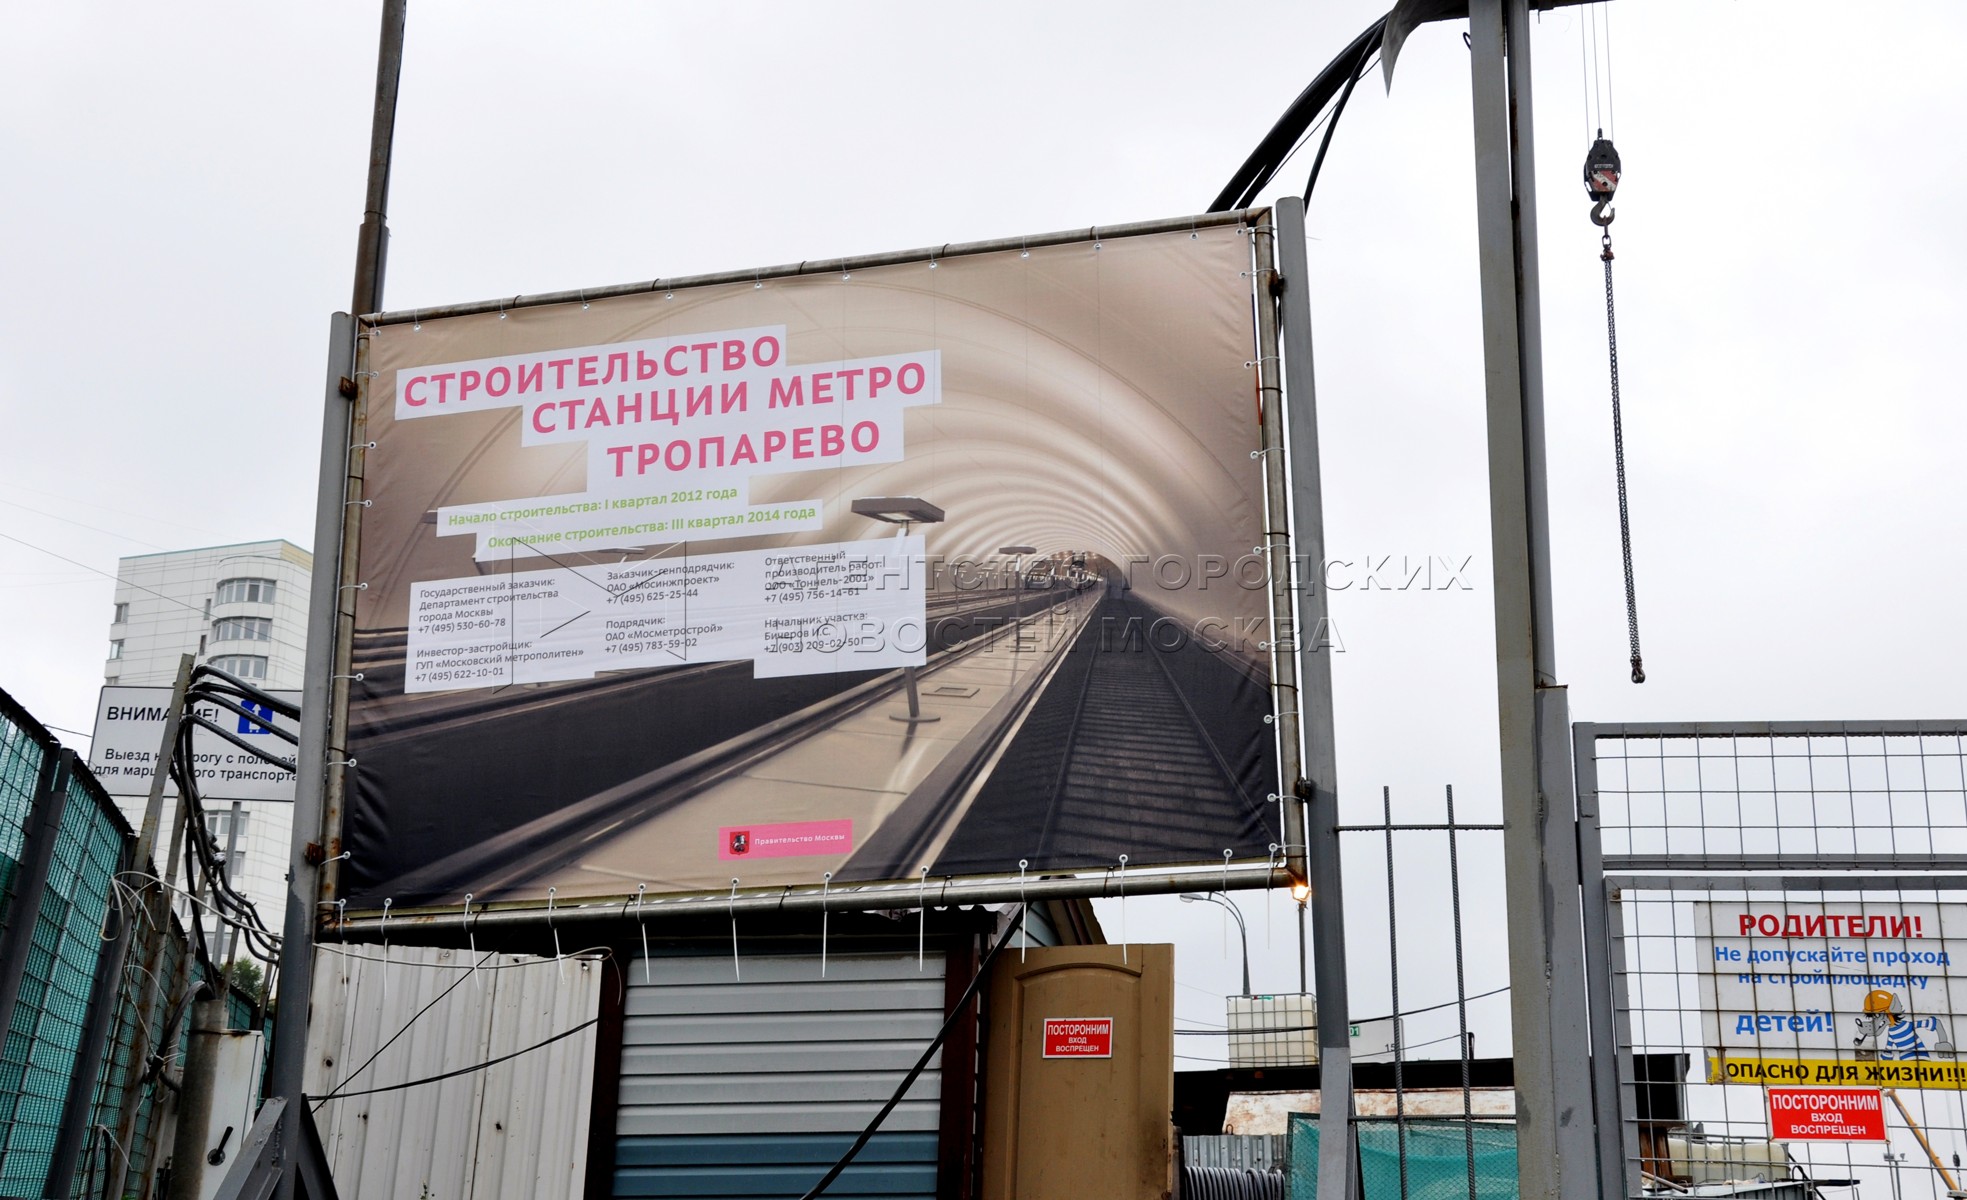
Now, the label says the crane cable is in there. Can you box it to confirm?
[1586,133,1644,685]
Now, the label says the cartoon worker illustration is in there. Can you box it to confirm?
[1853,989,1956,1059]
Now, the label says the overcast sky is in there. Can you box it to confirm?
[3,1,1962,1073]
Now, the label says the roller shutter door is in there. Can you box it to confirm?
[615,951,946,1199]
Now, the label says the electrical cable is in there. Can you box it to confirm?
[308,1018,600,1102]
[1303,31,1376,200]
[796,906,1028,1200]
[1172,983,1511,1035]
[310,949,502,1110]
[1209,16,1388,211]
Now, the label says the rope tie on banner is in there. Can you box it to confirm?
[411,310,420,331]
[636,884,651,984]
[1018,860,1030,962]
[547,887,564,982]
[336,899,346,941]
[1118,855,1129,964]
[820,873,833,977]
[462,894,480,990]
[917,867,929,971]
[380,898,392,1006]
[1263,711,1298,726]
[729,879,742,981]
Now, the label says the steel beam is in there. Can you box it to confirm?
[1276,194,1356,1200]
[1467,3,1597,1197]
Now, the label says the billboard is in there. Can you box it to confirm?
[341,215,1286,909]
[1697,901,1967,1090]
[89,685,301,803]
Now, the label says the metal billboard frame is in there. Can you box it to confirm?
[311,205,1341,940]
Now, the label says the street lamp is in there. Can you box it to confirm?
[999,546,1037,672]
[1181,891,1252,997]
[852,496,944,724]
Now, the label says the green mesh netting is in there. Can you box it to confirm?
[0,739,123,1195]
[1288,1116,1519,1200]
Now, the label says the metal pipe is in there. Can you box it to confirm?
[1180,892,1251,996]
[327,859,1290,940]
[364,209,1266,326]
[1275,193,1355,1200]
[1249,217,1310,891]
[265,10,405,1188]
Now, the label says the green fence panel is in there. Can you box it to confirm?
[1289,1116,1519,1200]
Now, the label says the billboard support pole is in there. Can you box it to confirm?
[1467,4,1598,1200]
[1248,219,1310,892]
[263,3,405,1194]
[1275,194,1355,1200]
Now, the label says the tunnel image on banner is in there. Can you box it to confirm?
[341,216,1285,908]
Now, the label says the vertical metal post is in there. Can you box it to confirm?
[0,749,71,1077]
[264,9,405,1195]
[1574,724,1631,1200]
[1466,4,1597,1200]
[1275,195,1355,1200]
[107,652,196,1200]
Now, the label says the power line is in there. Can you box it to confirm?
[308,1018,599,1102]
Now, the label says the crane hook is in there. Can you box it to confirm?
[1590,198,1616,227]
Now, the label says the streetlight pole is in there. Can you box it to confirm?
[1181,892,1252,997]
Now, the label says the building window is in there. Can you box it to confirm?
[209,654,268,680]
[108,639,124,660]
[113,602,129,624]
[214,578,277,606]
[206,809,249,855]
[212,617,272,643]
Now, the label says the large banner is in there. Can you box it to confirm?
[1697,901,1967,1090]
[343,217,1284,908]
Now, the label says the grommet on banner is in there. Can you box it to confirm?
[1263,711,1298,726]
[332,673,364,683]
[820,872,833,977]
[335,899,346,940]
[917,867,929,971]
[380,898,392,1005]
[729,879,742,981]
[1018,859,1030,962]
[345,499,372,509]
[579,289,589,312]
[635,883,651,985]
[1117,855,1129,964]
[1020,237,1030,260]
[411,310,421,331]
[753,273,763,290]
[1222,849,1234,897]
[462,893,480,989]
[350,440,376,451]
[547,887,565,981]
[928,254,938,271]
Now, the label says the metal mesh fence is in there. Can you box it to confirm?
[1286,1115,1518,1200]
[0,687,227,1200]
[1583,723,1967,1200]
[0,768,126,1194]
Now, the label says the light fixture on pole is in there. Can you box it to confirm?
[1181,891,1252,997]
[999,546,1037,671]
[852,496,945,724]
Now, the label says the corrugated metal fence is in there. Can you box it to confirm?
[615,951,948,1200]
